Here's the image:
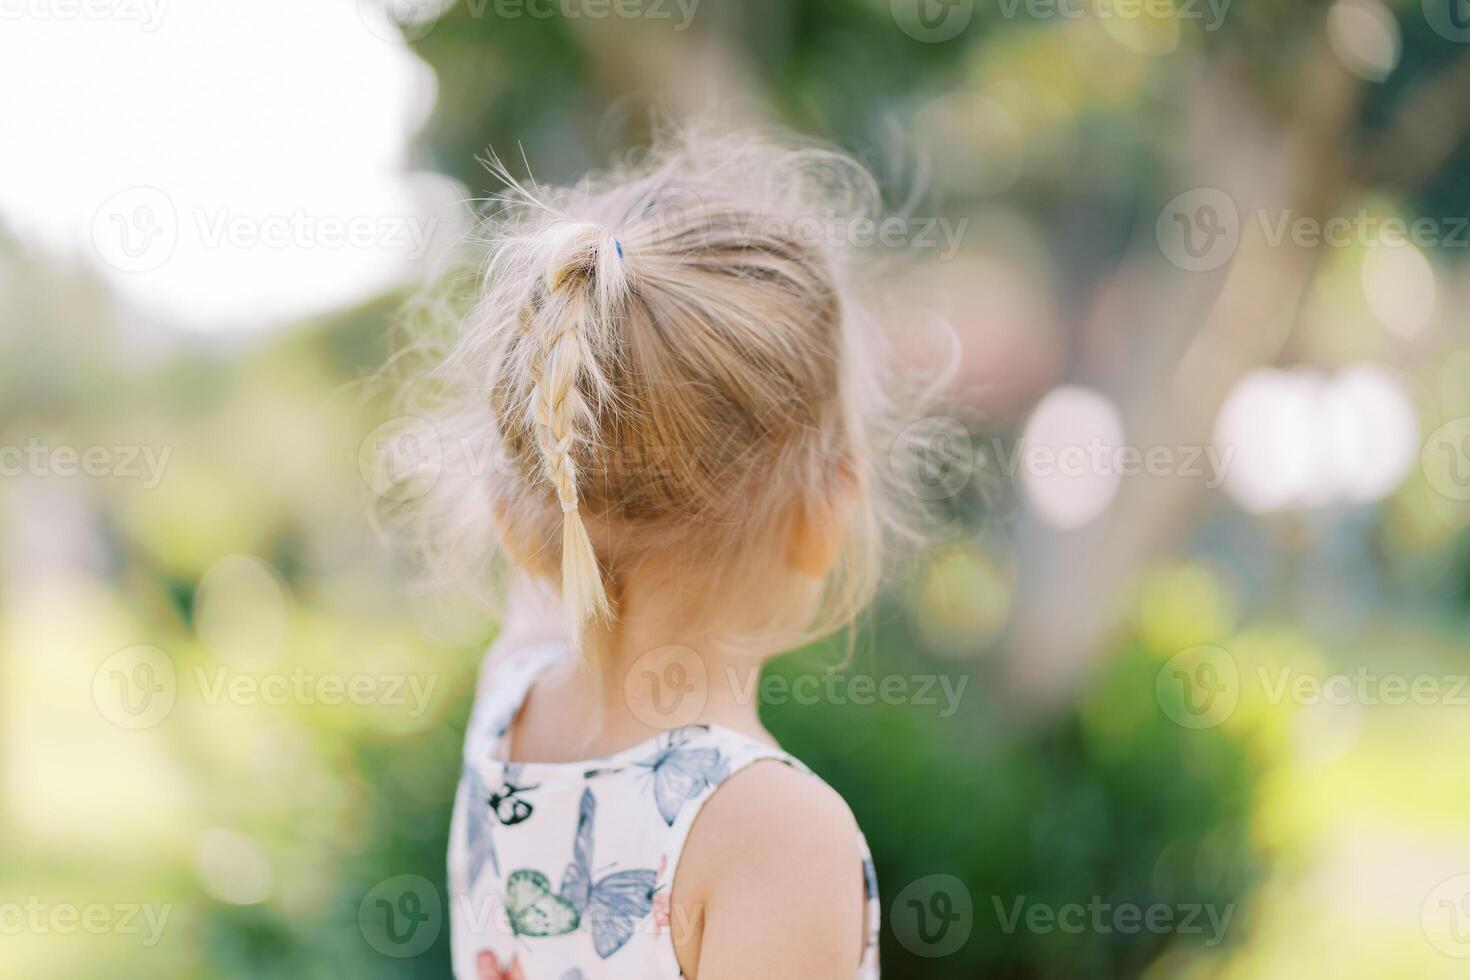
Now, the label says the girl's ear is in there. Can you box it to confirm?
[786,461,858,577]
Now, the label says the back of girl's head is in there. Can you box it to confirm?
[399,130,925,653]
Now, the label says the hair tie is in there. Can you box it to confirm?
[614,238,624,260]
[561,500,579,513]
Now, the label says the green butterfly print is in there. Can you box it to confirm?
[505,870,579,937]
[501,790,658,957]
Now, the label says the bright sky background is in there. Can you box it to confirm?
[0,0,466,330]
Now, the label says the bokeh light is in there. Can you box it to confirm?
[1018,385,1125,529]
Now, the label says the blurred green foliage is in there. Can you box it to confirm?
[8,0,1470,978]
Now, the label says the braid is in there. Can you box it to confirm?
[525,222,626,639]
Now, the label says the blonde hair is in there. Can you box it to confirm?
[391,130,930,652]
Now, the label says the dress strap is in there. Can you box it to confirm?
[462,642,569,764]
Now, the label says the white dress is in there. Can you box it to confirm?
[446,643,882,979]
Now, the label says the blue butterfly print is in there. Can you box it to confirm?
[861,857,877,903]
[586,726,728,826]
[462,765,500,884]
[561,972,585,980]
[464,761,544,890]
[560,788,658,959]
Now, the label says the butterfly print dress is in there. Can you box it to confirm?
[447,643,882,979]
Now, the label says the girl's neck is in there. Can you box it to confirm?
[508,582,781,764]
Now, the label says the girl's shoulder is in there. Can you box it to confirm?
[672,752,878,977]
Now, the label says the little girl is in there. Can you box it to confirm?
[408,132,918,979]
